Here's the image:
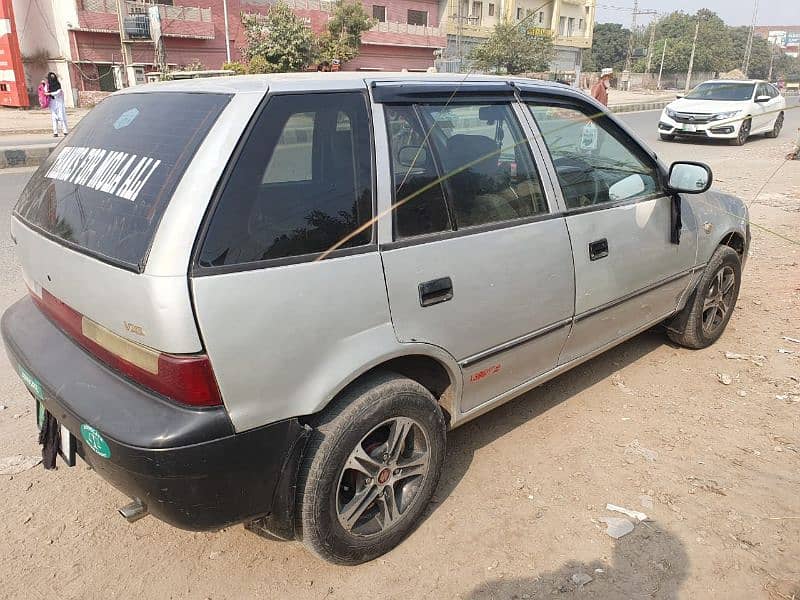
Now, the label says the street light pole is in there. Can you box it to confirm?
[685,19,699,94]
[657,38,666,90]
[222,0,231,64]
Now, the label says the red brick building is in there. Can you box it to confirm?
[15,0,444,105]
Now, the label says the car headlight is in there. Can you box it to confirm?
[665,107,678,119]
[710,110,740,121]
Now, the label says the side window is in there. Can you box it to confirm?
[528,103,662,210]
[417,103,548,228]
[385,105,451,238]
[199,93,373,267]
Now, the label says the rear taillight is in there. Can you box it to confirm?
[30,288,222,407]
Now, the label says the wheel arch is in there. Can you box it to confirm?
[308,346,462,428]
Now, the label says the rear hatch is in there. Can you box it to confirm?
[11,90,233,407]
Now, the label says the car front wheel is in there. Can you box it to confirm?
[667,245,742,349]
[296,372,446,565]
[730,118,751,146]
[765,112,784,138]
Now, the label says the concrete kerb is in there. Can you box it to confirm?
[0,144,57,169]
[608,100,671,114]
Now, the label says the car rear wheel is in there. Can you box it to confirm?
[730,118,751,146]
[765,112,784,138]
[659,133,675,141]
[296,372,446,565]
[667,245,741,349]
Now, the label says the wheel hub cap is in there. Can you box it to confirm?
[335,417,431,538]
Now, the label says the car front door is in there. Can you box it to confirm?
[523,97,699,363]
[374,90,575,414]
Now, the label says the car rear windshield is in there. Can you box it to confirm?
[685,82,755,101]
[14,92,231,271]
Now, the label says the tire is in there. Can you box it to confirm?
[730,118,751,146]
[667,245,741,349]
[659,133,675,141]
[296,372,446,565]
[765,112,784,138]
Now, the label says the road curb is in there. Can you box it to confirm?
[609,100,671,114]
[0,144,56,169]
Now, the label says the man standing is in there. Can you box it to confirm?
[591,68,613,106]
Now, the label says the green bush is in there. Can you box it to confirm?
[222,61,247,75]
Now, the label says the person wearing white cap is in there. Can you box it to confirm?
[591,68,613,106]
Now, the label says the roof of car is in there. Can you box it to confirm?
[115,72,574,96]
[699,79,763,84]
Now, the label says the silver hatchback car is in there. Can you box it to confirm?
[2,73,749,564]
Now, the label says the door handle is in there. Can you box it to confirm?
[589,238,609,261]
[419,277,453,307]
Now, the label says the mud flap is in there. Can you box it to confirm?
[245,423,312,541]
[665,284,698,335]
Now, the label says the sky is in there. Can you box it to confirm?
[596,1,800,27]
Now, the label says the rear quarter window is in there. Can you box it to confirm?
[15,92,231,271]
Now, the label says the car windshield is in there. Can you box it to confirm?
[685,82,755,101]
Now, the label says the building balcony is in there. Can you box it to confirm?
[444,16,493,39]
[364,21,446,48]
[76,0,215,40]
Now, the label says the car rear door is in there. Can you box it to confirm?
[521,93,699,363]
[191,90,390,431]
[372,84,575,414]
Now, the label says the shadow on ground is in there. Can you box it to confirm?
[463,520,689,599]
[429,329,667,511]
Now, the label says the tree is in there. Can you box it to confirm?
[469,19,554,74]
[317,0,376,65]
[644,10,733,74]
[583,23,630,72]
[241,2,315,72]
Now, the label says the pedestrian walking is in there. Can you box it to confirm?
[45,72,68,137]
[591,68,613,107]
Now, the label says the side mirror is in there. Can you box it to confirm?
[755,95,771,103]
[397,145,427,168]
[667,161,712,194]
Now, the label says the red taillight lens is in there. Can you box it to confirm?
[30,288,222,407]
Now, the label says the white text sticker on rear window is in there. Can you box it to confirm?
[44,146,162,203]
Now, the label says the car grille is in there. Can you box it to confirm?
[672,112,713,124]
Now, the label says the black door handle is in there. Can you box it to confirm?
[589,238,609,261]
[419,277,453,307]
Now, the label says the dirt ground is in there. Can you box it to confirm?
[0,125,798,599]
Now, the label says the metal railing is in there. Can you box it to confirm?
[371,21,443,37]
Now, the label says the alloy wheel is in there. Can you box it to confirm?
[701,265,736,335]
[336,417,430,537]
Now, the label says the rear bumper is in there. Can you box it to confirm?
[1,296,309,532]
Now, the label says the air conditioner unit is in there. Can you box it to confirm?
[124,14,151,39]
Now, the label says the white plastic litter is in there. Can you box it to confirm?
[606,503,649,522]
[598,517,634,539]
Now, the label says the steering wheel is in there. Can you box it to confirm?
[552,155,609,208]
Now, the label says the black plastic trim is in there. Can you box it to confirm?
[575,265,705,322]
[371,81,516,103]
[193,243,379,277]
[460,318,572,369]
[380,211,563,251]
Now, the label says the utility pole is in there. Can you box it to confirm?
[222,0,231,64]
[644,23,656,74]
[685,19,699,94]
[767,40,776,81]
[623,0,638,75]
[114,0,133,87]
[657,38,666,89]
[742,0,759,77]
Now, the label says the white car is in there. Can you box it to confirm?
[658,79,786,146]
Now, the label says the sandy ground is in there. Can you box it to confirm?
[0,116,798,599]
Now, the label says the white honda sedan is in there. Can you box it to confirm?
[658,80,786,146]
